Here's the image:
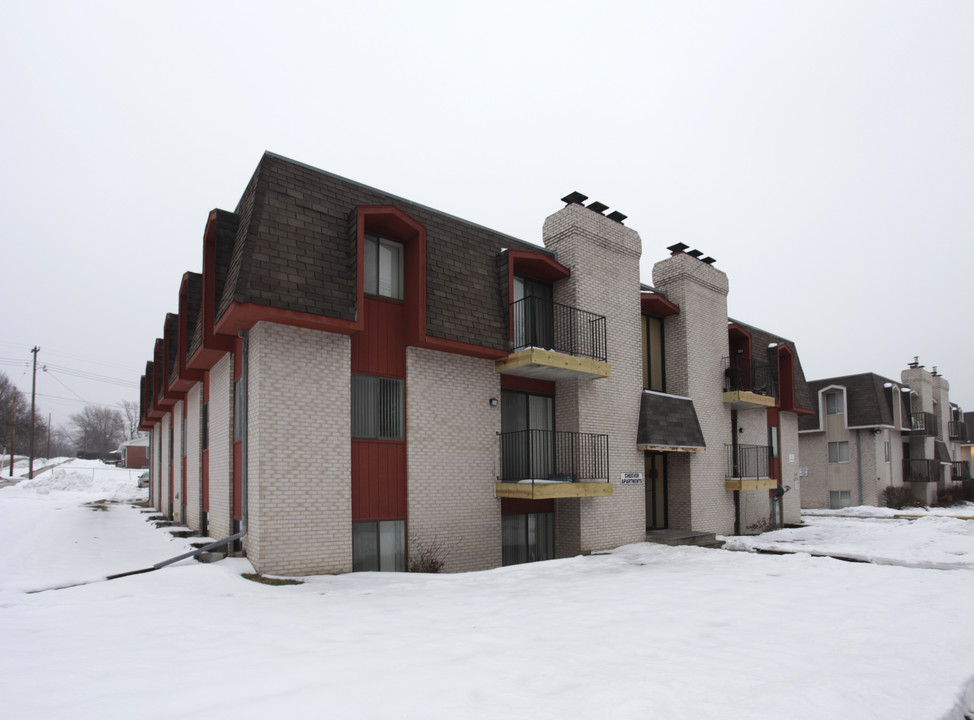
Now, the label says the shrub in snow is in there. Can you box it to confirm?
[881,485,923,510]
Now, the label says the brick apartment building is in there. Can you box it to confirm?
[798,364,970,508]
[139,152,812,575]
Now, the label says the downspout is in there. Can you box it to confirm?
[110,330,250,579]
[856,429,863,505]
[732,410,740,535]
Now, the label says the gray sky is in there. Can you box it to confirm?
[2,0,972,431]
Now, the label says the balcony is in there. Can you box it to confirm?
[494,297,611,381]
[724,443,776,490]
[903,458,941,483]
[948,421,969,443]
[495,429,613,499]
[908,412,937,437]
[952,461,972,481]
[722,356,777,410]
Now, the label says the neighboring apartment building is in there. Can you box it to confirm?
[139,152,812,576]
[798,364,970,508]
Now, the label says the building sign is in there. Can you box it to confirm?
[621,472,644,485]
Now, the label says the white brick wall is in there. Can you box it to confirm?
[543,204,646,553]
[207,353,234,540]
[244,322,352,576]
[160,413,172,519]
[172,400,183,525]
[185,383,202,532]
[652,253,735,534]
[406,347,502,572]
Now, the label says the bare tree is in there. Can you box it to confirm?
[0,371,47,457]
[70,405,125,456]
[120,400,145,440]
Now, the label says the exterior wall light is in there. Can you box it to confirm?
[489,398,498,407]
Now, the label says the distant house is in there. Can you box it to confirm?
[799,365,970,508]
[120,437,149,469]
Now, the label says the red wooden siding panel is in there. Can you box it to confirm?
[352,297,406,377]
[351,441,407,521]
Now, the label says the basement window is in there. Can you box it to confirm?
[830,490,851,509]
[352,520,405,572]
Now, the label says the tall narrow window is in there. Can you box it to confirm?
[201,402,209,451]
[364,234,404,300]
[352,375,404,440]
[233,379,244,442]
[502,512,554,565]
[642,315,664,392]
[512,276,553,351]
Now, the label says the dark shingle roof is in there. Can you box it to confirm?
[214,152,545,351]
[799,373,905,432]
[637,391,706,450]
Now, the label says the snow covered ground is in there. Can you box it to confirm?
[2,460,974,720]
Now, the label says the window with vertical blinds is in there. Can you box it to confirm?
[352,374,404,440]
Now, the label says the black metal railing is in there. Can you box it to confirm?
[948,421,969,443]
[903,458,941,483]
[722,356,776,397]
[908,412,937,436]
[725,444,771,480]
[499,429,609,483]
[511,297,607,362]
[952,461,972,481]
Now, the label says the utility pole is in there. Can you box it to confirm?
[29,346,39,479]
[7,388,15,477]
[47,413,52,458]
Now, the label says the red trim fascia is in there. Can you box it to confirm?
[501,375,556,395]
[215,301,361,337]
[187,345,230,372]
[201,210,237,353]
[640,292,680,317]
[153,339,165,404]
[508,250,570,285]
[175,272,204,388]
[777,344,796,413]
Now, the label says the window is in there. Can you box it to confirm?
[828,441,850,463]
[353,520,405,572]
[642,315,664,392]
[501,390,554,480]
[364,234,403,300]
[830,490,851,509]
[201,402,209,451]
[233,379,244,443]
[884,440,891,463]
[825,391,843,415]
[352,375,404,440]
[502,512,554,566]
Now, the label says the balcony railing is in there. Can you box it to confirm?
[952,461,972,481]
[723,356,776,397]
[511,296,607,362]
[725,443,771,480]
[499,429,609,484]
[903,458,941,483]
[948,421,969,443]
[908,412,937,436]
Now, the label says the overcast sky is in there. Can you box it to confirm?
[2,0,972,432]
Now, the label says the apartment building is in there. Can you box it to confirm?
[798,364,970,508]
[139,152,811,575]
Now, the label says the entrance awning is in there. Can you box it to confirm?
[637,390,706,453]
